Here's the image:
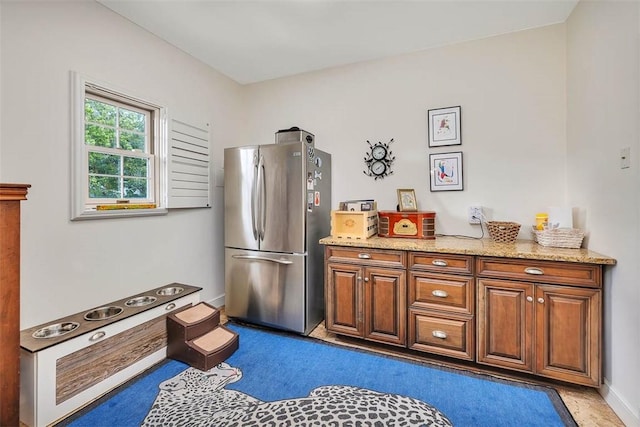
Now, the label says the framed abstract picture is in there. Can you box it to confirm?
[429,151,463,191]
[428,106,461,147]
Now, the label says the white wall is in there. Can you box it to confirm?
[566,1,640,425]
[0,1,243,327]
[244,24,567,237]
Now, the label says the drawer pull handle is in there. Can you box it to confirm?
[524,267,544,275]
[364,277,369,282]
[537,297,545,304]
[432,330,448,339]
[357,276,362,281]
[358,253,371,259]
[432,259,448,267]
[89,331,106,342]
[165,303,176,311]
[526,296,533,302]
[432,290,449,298]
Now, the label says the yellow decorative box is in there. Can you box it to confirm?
[330,210,378,239]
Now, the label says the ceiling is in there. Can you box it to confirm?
[98,0,578,85]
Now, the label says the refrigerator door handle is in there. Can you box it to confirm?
[258,154,266,241]
[231,254,293,265]
[251,153,259,240]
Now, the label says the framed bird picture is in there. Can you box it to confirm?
[429,152,463,191]
[428,106,461,147]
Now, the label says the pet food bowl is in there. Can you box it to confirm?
[32,322,80,339]
[156,286,184,296]
[125,296,157,307]
[84,306,124,321]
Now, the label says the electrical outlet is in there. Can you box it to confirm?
[468,206,483,224]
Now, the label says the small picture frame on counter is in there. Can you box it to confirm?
[428,106,461,147]
[429,151,463,191]
[397,188,418,211]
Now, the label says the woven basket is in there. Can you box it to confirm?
[533,227,585,249]
[486,221,521,243]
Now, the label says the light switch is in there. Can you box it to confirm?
[621,147,630,169]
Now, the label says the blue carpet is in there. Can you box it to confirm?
[59,323,576,427]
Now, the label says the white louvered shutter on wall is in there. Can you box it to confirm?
[168,119,211,208]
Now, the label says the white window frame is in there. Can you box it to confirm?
[71,71,168,220]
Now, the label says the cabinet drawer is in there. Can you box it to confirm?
[409,272,473,314]
[409,252,473,275]
[408,310,474,361]
[476,257,602,288]
[325,246,405,269]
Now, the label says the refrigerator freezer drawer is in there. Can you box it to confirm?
[224,248,306,333]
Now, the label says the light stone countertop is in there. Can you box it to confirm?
[319,236,616,265]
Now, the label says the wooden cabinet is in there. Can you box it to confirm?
[535,284,600,384]
[0,183,30,427]
[325,246,406,346]
[477,257,602,386]
[321,240,611,388]
[408,253,475,360]
[477,278,534,371]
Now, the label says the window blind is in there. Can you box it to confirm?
[168,119,210,208]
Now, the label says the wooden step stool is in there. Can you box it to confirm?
[166,302,239,371]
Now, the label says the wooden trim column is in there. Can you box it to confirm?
[0,183,30,427]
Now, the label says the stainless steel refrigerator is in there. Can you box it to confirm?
[224,128,331,335]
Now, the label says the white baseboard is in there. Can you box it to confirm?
[601,378,639,426]
[206,294,225,309]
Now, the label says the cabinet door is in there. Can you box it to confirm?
[364,267,407,346]
[326,263,363,337]
[535,285,601,386]
[477,279,534,372]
